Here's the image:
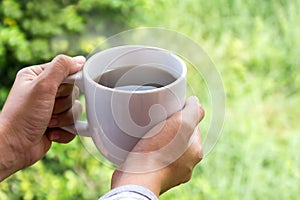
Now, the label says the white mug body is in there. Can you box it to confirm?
[77,45,187,165]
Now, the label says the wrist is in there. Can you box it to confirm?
[111,169,165,197]
[0,115,23,181]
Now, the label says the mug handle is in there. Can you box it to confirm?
[60,71,92,137]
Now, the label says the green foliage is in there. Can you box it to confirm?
[0,138,113,200]
[1,0,300,199]
[0,0,143,92]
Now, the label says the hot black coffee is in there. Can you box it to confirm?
[95,66,176,91]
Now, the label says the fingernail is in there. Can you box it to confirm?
[49,118,58,126]
[73,56,86,65]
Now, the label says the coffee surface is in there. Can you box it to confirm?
[95,66,176,91]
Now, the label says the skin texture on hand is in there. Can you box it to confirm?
[0,55,85,181]
[111,96,205,196]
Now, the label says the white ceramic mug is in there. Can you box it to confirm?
[64,45,187,165]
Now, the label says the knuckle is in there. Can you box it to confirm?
[52,54,71,72]
[192,135,204,163]
[196,147,204,163]
[193,103,205,124]
[198,105,205,121]
[53,54,69,64]
[182,170,192,183]
[16,67,29,79]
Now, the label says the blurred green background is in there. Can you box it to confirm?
[0,0,300,199]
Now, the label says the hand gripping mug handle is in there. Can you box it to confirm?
[60,71,92,137]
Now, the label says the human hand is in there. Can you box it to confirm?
[0,55,85,181]
[111,96,205,196]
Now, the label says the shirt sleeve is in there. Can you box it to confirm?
[99,185,158,200]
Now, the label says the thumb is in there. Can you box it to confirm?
[181,96,205,129]
[38,55,85,87]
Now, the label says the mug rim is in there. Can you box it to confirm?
[83,45,187,94]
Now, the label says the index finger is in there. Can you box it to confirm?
[37,55,85,88]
